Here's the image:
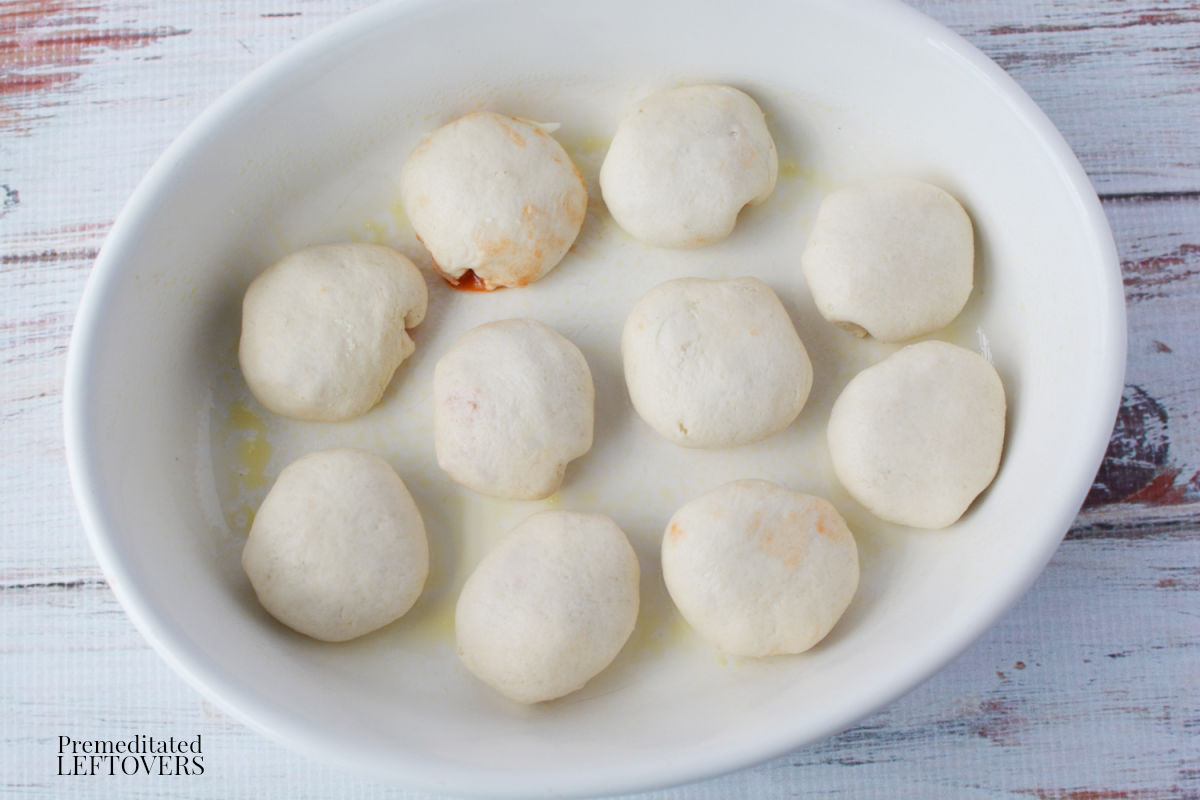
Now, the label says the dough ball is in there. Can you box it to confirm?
[242,448,429,642]
[434,319,594,500]
[662,480,859,657]
[600,84,777,248]
[455,511,640,704]
[827,340,1006,529]
[622,277,812,448]
[801,178,974,342]
[239,243,428,422]
[399,111,587,289]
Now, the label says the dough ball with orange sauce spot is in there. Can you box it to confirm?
[434,319,593,500]
[600,85,777,248]
[399,111,587,289]
[662,480,859,657]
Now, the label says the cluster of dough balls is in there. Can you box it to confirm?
[233,84,1009,708]
[796,178,1005,528]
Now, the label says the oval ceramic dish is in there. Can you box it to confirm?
[65,0,1125,796]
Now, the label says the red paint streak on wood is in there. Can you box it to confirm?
[1122,243,1200,300]
[0,3,100,24]
[0,0,188,127]
[987,10,1199,37]
[1123,468,1200,505]
[969,697,1024,745]
[1,246,98,266]
[1017,789,1168,800]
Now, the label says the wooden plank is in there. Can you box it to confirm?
[1085,195,1200,511]
[910,0,1200,196]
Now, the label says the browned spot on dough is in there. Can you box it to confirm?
[498,117,526,147]
[479,235,517,259]
[667,522,685,543]
[754,511,808,569]
[560,192,586,228]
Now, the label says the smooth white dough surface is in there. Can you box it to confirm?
[241,448,430,642]
[801,178,975,342]
[433,318,594,500]
[622,277,812,448]
[599,84,778,248]
[661,480,860,658]
[238,243,427,421]
[455,511,640,704]
[398,111,587,289]
[827,340,1007,529]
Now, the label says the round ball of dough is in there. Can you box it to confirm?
[600,84,778,248]
[455,510,640,704]
[238,243,428,422]
[399,111,587,289]
[801,178,974,342]
[827,340,1006,529]
[434,319,594,500]
[242,448,430,642]
[662,480,859,657]
[622,277,812,448]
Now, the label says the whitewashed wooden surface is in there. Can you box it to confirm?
[2,0,1198,797]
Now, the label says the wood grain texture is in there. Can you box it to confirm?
[2,1,1198,798]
